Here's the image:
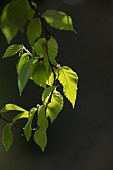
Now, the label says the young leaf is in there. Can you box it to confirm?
[7,0,28,31]
[24,108,36,141]
[17,53,29,74]
[27,18,42,46]
[13,111,29,123]
[34,38,46,57]
[46,67,54,86]
[38,105,48,130]
[42,86,55,104]
[18,58,34,95]
[2,123,13,151]
[48,36,58,64]
[46,90,63,122]
[0,104,27,113]
[43,10,75,32]
[58,66,78,108]
[31,60,47,88]
[34,128,47,152]
[0,4,18,43]
[2,45,22,58]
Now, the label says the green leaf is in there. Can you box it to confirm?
[46,90,63,122]
[31,60,47,88]
[27,18,42,46]
[34,38,46,57]
[58,66,78,108]
[0,104,27,113]
[7,0,28,31]
[18,58,34,95]
[42,42,50,76]
[17,53,29,74]
[2,123,13,151]
[24,0,35,21]
[2,45,22,58]
[0,4,18,43]
[43,10,75,32]
[38,105,48,130]
[13,111,29,122]
[42,86,55,104]
[24,108,36,141]
[48,36,58,64]
[34,128,47,152]
[46,68,54,86]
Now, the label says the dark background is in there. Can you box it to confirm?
[0,0,113,169]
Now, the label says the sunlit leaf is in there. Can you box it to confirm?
[34,128,47,152]
[2,45,22,58]
[48,36,58,64]
[58,66,78,108]
[2,123,13,151]
[42,86,55,104]
[7,0,28,31]
[13,111,29,122]
[24,108,37,141]
[34,38,46,57]
[0,104,27,113]
[17,53,29,74]
[38,105,48,130]
[43,10,75,32]
[31,60,47,88]
[46,90,63,122]
[0,4,18,43]
[27,18,42,46]
[18,58,34,95]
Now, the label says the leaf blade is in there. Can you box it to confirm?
[2,45,22,58]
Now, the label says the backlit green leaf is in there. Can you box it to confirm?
[17,53,29,74]
[7,0,28,31]
[0,104,27,113]
[2,45,22,58]
[58,66,78,108]
[48,36,58,64]
[13,111,29,122]
[34,128,47,152]
[34,38,46,57]
[46,90,63,122]
[43,10,75,31]
[27,18,42,46]
[42,86,55,104]
[2,123,13,151]
[24,108,36,141]
[0,4,18,43]
[31,60,47,88]
[38,105,48,130]
[18,58,34,95]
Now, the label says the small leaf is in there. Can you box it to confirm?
[18,58,34,95]
[31,60,47,88]
[43,10,75,32]
[17,53,29,74]
[46,90,63,122]
[2,45,22,58]
[34,38,46,57]
[42,86,55,104]
[27,18,42,46]
[38,105,48,130]
[2,123,13,151]
[24,108,36,141]
[0,4,18,43]
[34,128,47,152]
[0,104,27,113]
[7,0,28,31]
[58,66,78,108]
[13,111,29,122]
[48,36,58,64]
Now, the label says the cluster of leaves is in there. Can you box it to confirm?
[0,0,78,152]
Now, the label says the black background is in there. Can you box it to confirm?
[0,0,113,169]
